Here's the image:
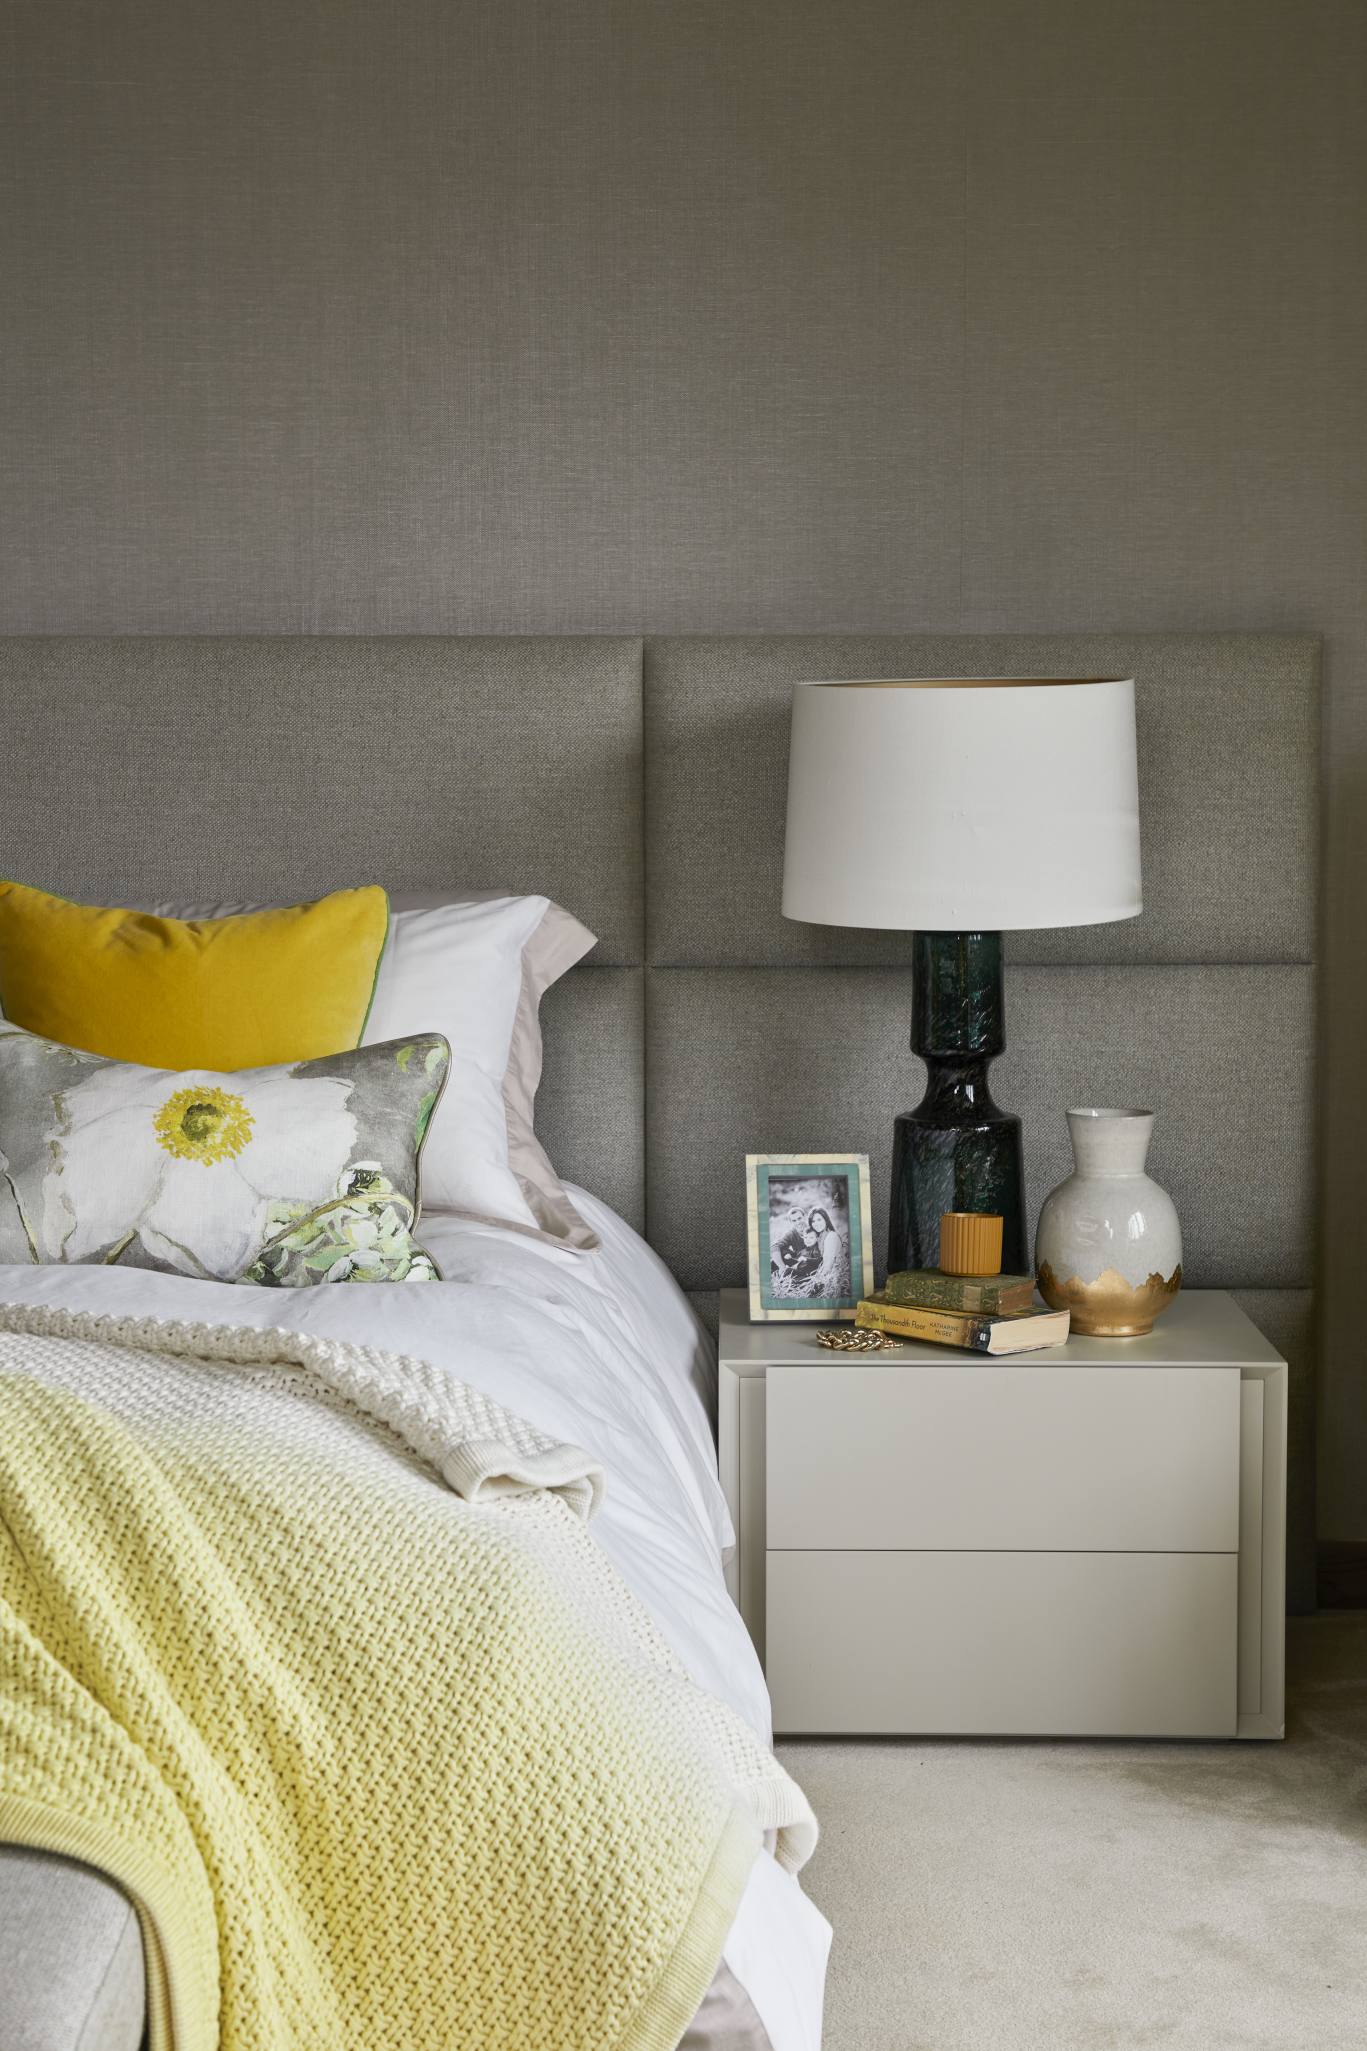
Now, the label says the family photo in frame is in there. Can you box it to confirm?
[745,1153,874,1322]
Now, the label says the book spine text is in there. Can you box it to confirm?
[856,1300,993,1350]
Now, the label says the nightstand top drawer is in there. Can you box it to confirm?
[766,1360,1240,1553]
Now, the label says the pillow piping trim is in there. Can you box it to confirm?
[356,886,392,1046]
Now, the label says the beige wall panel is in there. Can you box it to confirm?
[0,1,967,637]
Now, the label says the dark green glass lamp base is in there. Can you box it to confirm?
[888,931,1027,1276]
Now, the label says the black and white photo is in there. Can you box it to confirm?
[745,1153,874,1322]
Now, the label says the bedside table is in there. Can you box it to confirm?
[717,1288,1286,1740]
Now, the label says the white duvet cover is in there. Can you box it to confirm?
[0,1187,829,2051]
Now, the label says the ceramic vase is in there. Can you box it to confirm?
[1034,1109,1182,1336]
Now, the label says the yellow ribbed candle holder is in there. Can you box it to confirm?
[939,1212,1004,1277]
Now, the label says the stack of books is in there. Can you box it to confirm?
[855,1265,1069,1355]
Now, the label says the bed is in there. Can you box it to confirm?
[0,631,1319,2050]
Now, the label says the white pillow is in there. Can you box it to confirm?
[145,891,600,1250]
[368,893,598,1247]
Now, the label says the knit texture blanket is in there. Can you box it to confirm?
[0,1303,815,2051]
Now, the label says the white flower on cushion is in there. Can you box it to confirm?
[41,1065,359,1278]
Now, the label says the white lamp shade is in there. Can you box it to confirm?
[782,678,1141,932]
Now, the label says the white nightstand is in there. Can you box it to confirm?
[717,1288,1286,1740]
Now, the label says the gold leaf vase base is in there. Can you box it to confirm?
[1036,1261,1183,1337]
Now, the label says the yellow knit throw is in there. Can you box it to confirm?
[0,1308,814,2050]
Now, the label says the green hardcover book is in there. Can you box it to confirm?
[882,1267,1037,1315]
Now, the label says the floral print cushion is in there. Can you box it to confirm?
[0,1026,449,1285]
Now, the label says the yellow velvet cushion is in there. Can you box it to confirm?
[0,881,389,1070]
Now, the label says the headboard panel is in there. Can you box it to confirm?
[644,633,1317,967]
[0,631,1319,1604]
[645,961,1314,1291]
[0,635,645,962]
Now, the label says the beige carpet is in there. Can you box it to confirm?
[778,1614,1367,2050]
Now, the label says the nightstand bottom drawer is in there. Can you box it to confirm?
[766,1549,1238,1738]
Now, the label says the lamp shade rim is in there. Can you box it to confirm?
[792,674,1133,690]
[779,900,1144,933]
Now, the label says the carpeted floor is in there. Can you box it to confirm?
[778,1613,1367,2050]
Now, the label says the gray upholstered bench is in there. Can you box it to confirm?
[0,1850,144,2051]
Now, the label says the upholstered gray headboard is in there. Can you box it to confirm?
[0,632,1319,1604]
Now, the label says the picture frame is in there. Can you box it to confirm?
[745,1152,874,1322]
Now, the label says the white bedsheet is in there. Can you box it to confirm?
[0,1187,829,2051]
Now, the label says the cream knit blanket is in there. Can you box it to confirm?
[0,1303,815,2051]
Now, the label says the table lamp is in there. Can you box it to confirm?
[781,677,1142,1276]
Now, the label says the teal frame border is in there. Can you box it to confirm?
[753,1158,869,1316]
